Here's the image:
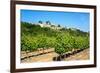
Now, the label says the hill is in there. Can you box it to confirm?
[21,22,89,55]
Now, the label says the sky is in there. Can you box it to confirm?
[21,9,90,32]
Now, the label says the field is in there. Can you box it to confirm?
[21,22,90,62]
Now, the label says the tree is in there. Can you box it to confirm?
[38,21,43,24]
[58,24,61,27]
[46,21,51,25]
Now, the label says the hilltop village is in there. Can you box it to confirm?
[35,21,63,30]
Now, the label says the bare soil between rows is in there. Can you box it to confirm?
[64,49,89,61]
[21,48,89,63]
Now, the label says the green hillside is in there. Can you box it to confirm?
[21,22,89,55]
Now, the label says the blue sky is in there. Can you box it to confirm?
[21,9,90,32]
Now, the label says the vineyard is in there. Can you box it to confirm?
[21,22,89,62]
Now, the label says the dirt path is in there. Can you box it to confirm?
[21,52,58,63]
[21,49,89,63]
[64,49,89,61]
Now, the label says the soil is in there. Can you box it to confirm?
[21,48,89,63]
[64,49,89,61]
